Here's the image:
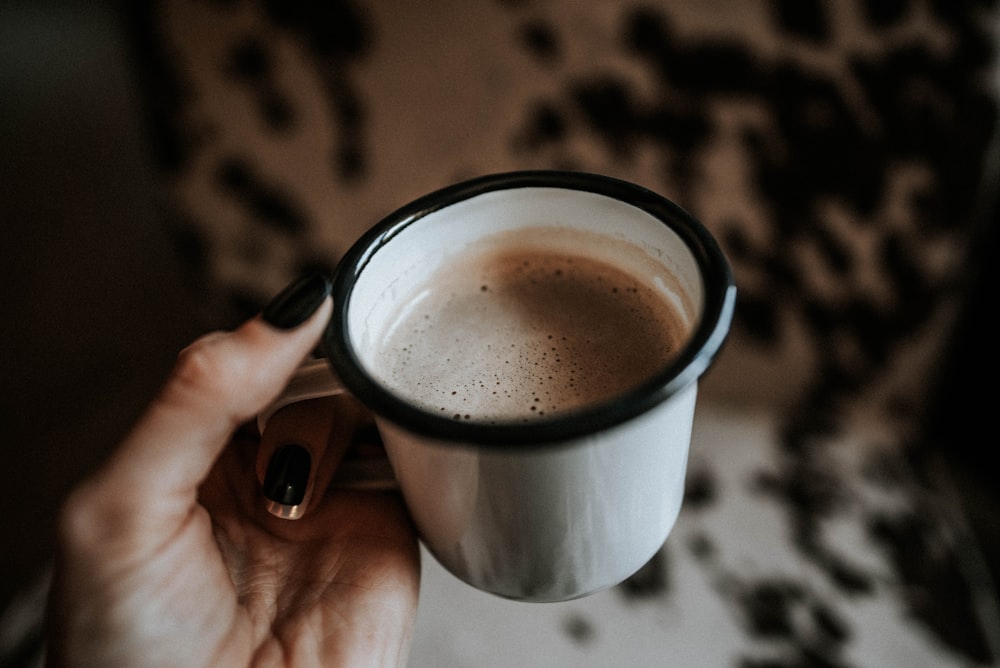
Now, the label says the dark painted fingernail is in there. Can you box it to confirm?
[263,444,312,519]
[262,273,332,330]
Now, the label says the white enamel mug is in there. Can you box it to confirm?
[265,171,735,602]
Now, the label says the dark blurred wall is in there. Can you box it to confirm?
[0,1,203,611]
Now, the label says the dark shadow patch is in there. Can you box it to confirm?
[772,0,831,44]
[687,531,717,563]
[570,76,644,160]
[861,0,915,29]
[121,1,199,173]
[226,38,298,132]
[518,19,560,64]
[215,157,308,234]
[165,213,210,284]
[755,456,875,597]
[868,509,996,664]
[514,102,568,153]
[617,548,669,600]
[258,0,372,180]
[740,580,803,638]
[562,612,596,645]
[228,36,272,81]
[733,578,853,668]
[258,88,296,131]
[683,466,717,510]
[810,600,850,644]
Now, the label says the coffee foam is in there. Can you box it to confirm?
[373,229,689,423]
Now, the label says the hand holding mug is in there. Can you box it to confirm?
[47,277,420,668]
[46,171,735,668]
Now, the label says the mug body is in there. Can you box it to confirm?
[325,171,735,601]
[377,383,696,601]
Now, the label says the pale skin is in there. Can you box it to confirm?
[46,299,421,667]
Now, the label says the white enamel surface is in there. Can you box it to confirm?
[342,185,710,601]
[379,383,697,601]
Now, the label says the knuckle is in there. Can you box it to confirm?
[166,335,272,419]
[56,485,91,546]
[170,339,245,401]
[57,480,127,555]
[173,342,225,388]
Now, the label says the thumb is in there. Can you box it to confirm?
[75,274,333,549]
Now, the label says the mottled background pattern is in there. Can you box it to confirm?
[2,1,998,666]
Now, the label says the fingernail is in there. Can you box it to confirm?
[262,273,332,330]
[263,444,312,519]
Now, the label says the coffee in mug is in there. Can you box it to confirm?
[373,227,689,423]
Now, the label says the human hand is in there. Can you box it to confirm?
[46,275,420,668]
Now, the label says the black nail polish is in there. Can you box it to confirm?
[263,444,312,506]
[262,273,332,329]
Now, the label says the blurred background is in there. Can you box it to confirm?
[2,1,998,666]
[0,0,204,625]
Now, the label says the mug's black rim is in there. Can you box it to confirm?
[325,170,736,447]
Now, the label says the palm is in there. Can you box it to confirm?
[193,431,420,667]
[137,414,419,668]
[67,427,420,668]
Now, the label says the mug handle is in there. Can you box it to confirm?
[258,358,398,491]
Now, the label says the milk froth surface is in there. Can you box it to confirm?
[375,245,686,422]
